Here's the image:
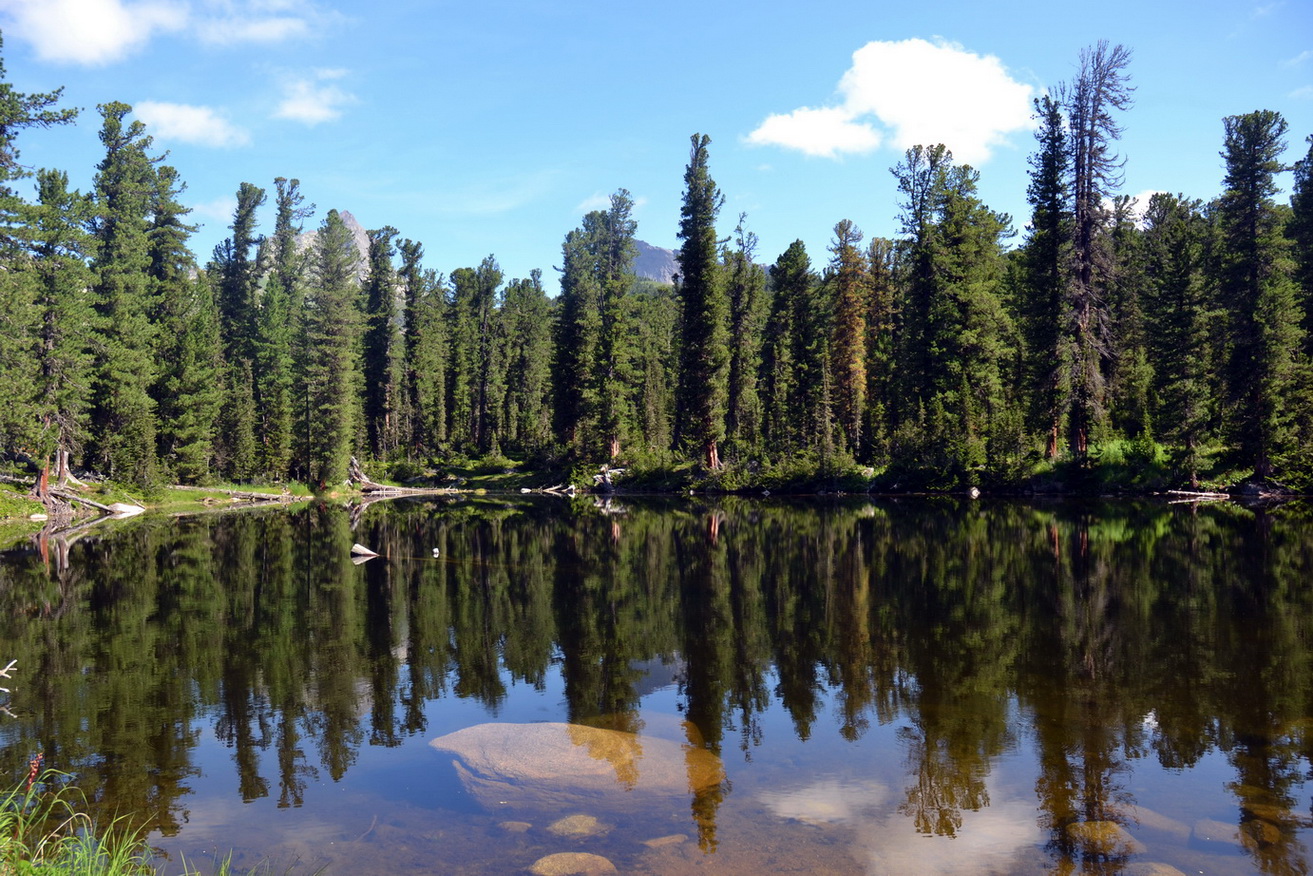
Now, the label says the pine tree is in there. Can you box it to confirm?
[724,214,768,459]
[1216,110,1304,478]
[25,170,95,467]
[674,134,729,469]
[863,237,897,464]
[1141,193,1216,486]
[1062,42,1134,458]
[827,218,868,455]
[212,182,267,363]
[761,241,820,455]
[300,209,363,486]
[500,270,554,458]
[148,165,220,483]
[399,239,447,456]
[1021,94,1073,458]
[362,225,402,458]
[552,190,638,459]
[0,37,77,464]
[1291,136,1313,358]
[254,177,312,479]
[87,102,162,487]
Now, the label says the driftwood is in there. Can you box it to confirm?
[49,489,114,513]
[169,485,294,503]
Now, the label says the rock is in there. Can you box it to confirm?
[528,852,616,875]
[1240,817,1283,849]
[1064,821,1143,857]
[547,814,608,838]
[1191,817,1242,852]
[498,821,532,833]
[350,543,379,557]
[430,722,724,813]
[1126,804,1190,841]
[107,502,144,517]
[641,834,687,848]
[28,513,48,521]
[1124,864,1189,876]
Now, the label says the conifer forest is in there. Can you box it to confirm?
[3,40,1312,494]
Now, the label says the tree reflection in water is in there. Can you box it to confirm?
[0,496,1310,874]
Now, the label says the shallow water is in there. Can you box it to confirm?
[1,495,1311,874]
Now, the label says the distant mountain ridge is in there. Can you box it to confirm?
[299,214,677,288]
[634,239,677,284]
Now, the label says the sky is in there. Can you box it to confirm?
[1,0,1311,293]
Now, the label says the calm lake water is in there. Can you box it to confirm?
[1,495,1312,875]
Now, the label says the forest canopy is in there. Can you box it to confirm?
[2,38,1311,493]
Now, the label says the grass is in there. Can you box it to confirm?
[0,767,155,876]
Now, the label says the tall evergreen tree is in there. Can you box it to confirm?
[1021,93,1073,458]
[892,145,1014,480]
[398,239,447,455]
[674,134,729,469]
[447,257,504,454]
[863,236,897,464]
[212,182,266,363]
[299,209,363,486]
[723,214,768,458]
[25,170,94,466]
[1141,193,1216,486]
[1061,41,1134,458]
[827,218,869,455]
[87,102,162,487]
[500,270,554,458]
[1216,110,1304,478]
[0,42,77,464]
[253,178,312,479]
[1291,135,1313,358]
[761,241,826,455]
[362,225,402,458]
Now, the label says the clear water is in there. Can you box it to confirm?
[1,495,1311,875]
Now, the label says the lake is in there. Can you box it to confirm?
[0,495,1311,875]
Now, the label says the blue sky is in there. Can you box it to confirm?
[2,0,1311,292]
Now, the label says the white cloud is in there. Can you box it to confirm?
[274,68,356,125]
[1,0,186,65]
[194,0,336,45]
[574,191,649,214]
[746,106,882,158]
[136,100,251,147]
[747,38,1035,166]
[190,194,237,225]
[1291,84,1313,100]
[1283,50,1313,68]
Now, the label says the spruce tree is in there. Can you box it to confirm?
[499,270,554,458]
[827,218,868,456]
[1291,136,1313,358]
[724,214,767,459]
[863,237,897,464]
[362,225,402,458]
[1141,193,1215,486]
[1216,110,1304,478]
[300,209,363,486]
[254,177,312,479]
[674,134,729,469]
[1021,94,1073,458]
[87,102,162,487]
[1062,42,1134,458]
[26,170,95,467]
[212,182,266,363]
[399,239,447,455]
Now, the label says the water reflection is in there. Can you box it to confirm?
[0,497,1309,873]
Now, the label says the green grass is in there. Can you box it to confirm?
[0,769,155,876]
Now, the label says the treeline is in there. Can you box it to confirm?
[2,40,1311,491]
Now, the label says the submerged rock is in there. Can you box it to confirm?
[547,814,609,838]
[1064,820,1143,858]
[528,852,616,875]
[429,722,723,812]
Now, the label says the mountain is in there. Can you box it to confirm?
[295,209,372,281]
[634,239,677,284]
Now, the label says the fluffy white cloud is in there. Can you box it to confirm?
[274,68,356,125]
[1,0,186,65]
[746,106,882,158]
[135,100,250,147]
[747,38,1035,166]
